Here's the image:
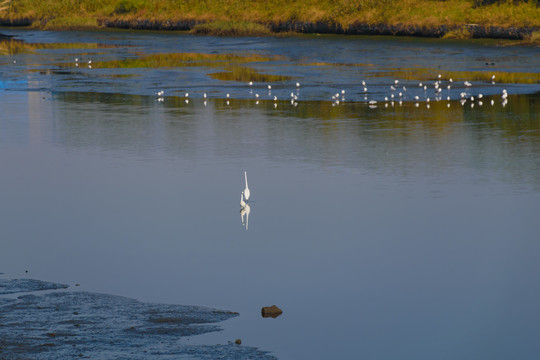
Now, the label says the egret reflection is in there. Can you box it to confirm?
[239,171,252,231]
[240,203,251,231]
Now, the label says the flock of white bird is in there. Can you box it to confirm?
[153,73,510,109]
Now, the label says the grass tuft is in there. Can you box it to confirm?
[522,30,540,45]
[443,26,474,39]
[191,21,271,37]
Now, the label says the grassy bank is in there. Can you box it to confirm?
[0,0,539,38]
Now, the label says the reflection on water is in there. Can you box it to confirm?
[38,90,539,191]
[240,203,251,231]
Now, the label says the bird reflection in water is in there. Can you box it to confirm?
[239,172,251,231]
[240,202,250,231]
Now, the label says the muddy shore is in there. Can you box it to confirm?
[0,18,537,40]
[102,19,536,40]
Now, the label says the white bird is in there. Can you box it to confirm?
[203,93,207,98]
[394,80,399,85]
[185,92,189,97]
[296,82,300,87]
[249,81,253,86]
[240,193,246,208]
[243,171,250,202]
[464,81,472,87]
[268,85,272,90]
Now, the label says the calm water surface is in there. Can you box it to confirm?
[1,29,540,359]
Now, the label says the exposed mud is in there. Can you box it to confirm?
[0,278,276,359]
[0,278,69,295]
[1,17,535,40]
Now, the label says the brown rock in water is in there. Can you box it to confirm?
[261,305,283,318]
[235,339,242,345]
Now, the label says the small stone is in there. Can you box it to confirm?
[261,305,283,318]
[235,339,242,345]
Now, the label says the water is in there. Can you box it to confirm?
[1,29,540,359]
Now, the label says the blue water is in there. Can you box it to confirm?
[1,29,540,359]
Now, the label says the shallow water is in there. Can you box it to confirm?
[1,29,540,359]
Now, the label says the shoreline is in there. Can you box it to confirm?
[0,18,537,40]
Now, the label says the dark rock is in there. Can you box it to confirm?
[261,305,283,318]
[235,339,242,345]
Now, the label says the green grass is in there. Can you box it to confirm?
[1,0,539,37]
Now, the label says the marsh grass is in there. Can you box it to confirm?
[209,66,292,82]
[191,21,271,36]
[443,26,474,39]
[522,30,540,45]
[2,0,539,34]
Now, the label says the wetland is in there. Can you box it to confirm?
[0,29,540,359]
